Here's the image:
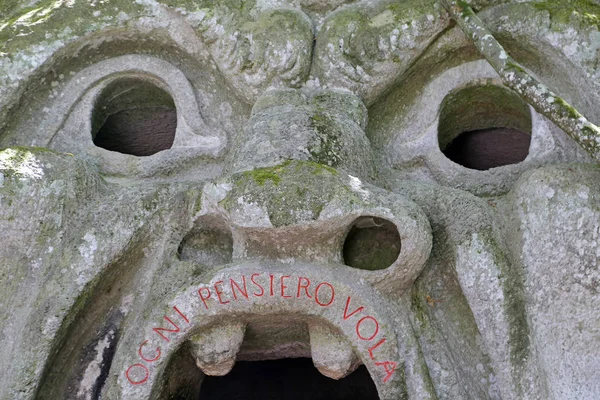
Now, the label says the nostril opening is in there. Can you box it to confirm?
[92,77,176,156]
[342,216,401,271]
[178,217,233,267]
[438,83,532,170]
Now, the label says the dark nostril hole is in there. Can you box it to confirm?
[178,217,233,267]
[343,216,401,271]
[92,78,176,156]
[438,83,532,170]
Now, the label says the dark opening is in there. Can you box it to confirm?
[343,216,401,271]
[442,127,531,171]
[92,78,176,156]
[197,358,380,400]
[438,83,532,170]
[178,217,233,267]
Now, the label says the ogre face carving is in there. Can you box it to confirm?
[0,1,599,400]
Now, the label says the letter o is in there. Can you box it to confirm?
[314,282,335,307]
[126,363,149,385]
[356,316,379,341]
[138,340,161,362]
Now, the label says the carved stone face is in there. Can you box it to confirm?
[1,1,599,400]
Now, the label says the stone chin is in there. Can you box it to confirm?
[1,1,600,400]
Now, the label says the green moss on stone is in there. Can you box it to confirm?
[457,0,476,18]
[242,160,291,186]
[534,0,600,30]
[505,60,527,74]
[582,125,600,137]
[0,0,147,55]
[553,96,582,119]
[224,160,347,227]
[311,162,338,175]
[386,0,438,25]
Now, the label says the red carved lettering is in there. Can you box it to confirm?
[314,282,335,307]
[375,361,397,383]
[368,338,386,360]
[250,273,264,297]
[296,277,312,298]
[153,316,181,343]
[173,306,189,324]
[126,363,149,385]
[280,275,292,298]
[343,296,364,320]
[230,276,249,300]
[138,340,161,362]
[356,316,379,341]
[214,281,229,305]
[198,287,211,310]
[269,274,275,296]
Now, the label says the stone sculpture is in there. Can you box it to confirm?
[0,0,599,399]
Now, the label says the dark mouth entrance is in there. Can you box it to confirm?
[162,317,383,399]
[198,358,380,400]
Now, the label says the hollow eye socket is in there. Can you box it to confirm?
[92,78,176,156]
[438,84,532,170]
[343,216,401,271]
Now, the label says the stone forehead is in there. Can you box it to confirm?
[1,0,598,108]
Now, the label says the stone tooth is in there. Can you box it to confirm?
[308,323,359,380]
[189,321,246,376]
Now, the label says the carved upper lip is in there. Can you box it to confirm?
[117,263,406,400]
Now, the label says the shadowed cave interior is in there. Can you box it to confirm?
[92,78,177,156]
[196,358,380,400]
[438,83,532,170]
[442,127,531,171]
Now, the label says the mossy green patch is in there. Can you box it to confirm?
[310,162,338,175]
[224,160,347,227]
[386,0,438,25]
[0,0,147,55]
[505,60,527,74]
[553,96,583,119]
[242,160,291,186]
[534,0,600,30]
[582,125,600,137]
[457,0,476,18]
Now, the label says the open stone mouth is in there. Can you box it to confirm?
[120,266,402,400]
[173,316,380,400]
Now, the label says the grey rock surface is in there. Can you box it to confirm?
[0,1,599,399]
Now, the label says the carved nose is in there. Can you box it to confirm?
[191,160,432,294]
[226,89,376,181]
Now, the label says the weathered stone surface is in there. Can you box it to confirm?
[0,1,599,399]
[506,164,600,399]
[189,321,247,376]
